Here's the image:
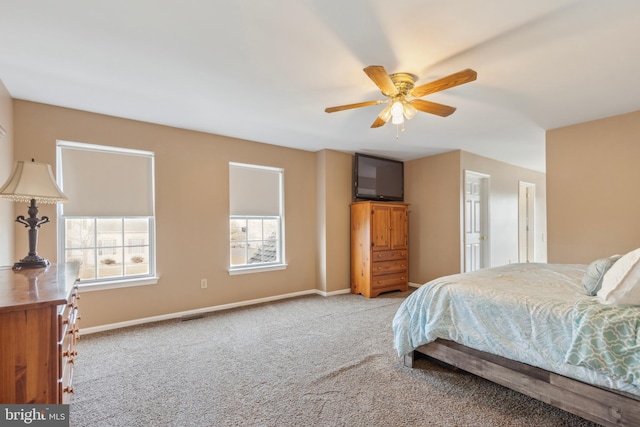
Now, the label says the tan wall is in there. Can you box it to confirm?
[0,79,14,266]
[405,151,462,284]
[547,109,640,263]
[405,149,547,286]
[315,150,351,293]
[13,100,320,328]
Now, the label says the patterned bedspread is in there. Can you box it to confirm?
[392,263,640,397]
[567,300,640,385]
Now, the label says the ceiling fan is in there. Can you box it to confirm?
[325,66,477,128]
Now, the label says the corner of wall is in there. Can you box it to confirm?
[405,150,462,284]
[314,149,352,294]
[0,78,14,266]
[315,150,328,291]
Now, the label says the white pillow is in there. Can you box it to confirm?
[581,255,621,295]
[598,248,640,305]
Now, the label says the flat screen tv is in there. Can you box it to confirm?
[353,153,404,201]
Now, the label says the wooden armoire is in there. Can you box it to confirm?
[350,201,409,298]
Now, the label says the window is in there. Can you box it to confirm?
[57,141,156,287]
[230,216,280,265]
[229,163,285,273]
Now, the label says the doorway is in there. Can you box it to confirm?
[518,181,535,263]
[464,171,490,272]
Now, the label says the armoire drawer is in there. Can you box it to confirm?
[372,259,408,275]
[372,250,407,262]
[371,272,408,290]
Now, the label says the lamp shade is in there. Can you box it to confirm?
[402,100,418,120]
[0,160,68,204]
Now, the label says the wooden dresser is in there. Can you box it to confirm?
[351,201,409,298]
[0,263,80,404]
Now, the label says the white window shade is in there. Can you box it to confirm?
[229,163,282,216]
[59,143,154,217]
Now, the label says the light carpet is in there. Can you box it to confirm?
[70,291,598,426]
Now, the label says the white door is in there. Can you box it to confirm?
[518,181,535,263]
[464,172,489,272]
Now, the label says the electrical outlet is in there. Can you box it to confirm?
[200,278,207,289]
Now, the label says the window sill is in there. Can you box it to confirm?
[228,263,287,275]
[78,276,159,291]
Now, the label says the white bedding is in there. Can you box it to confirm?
[392,263,640,397]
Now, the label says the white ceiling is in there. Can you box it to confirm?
[2,0,640,172]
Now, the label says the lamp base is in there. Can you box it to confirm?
[12,255,50,270]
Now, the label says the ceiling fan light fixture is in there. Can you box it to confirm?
[402,100,417,120]
[391,101,403,116]
[378,104,392,122]
[391,101,405,124]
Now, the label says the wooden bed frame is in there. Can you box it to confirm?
[404,339,640,426]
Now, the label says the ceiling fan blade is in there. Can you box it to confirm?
[410,99,457,117]
[363,66,398,96]
[325,100,385,113]
[371,116,387,128]
[411,69,477,98]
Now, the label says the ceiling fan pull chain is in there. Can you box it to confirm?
[395,121,406,139]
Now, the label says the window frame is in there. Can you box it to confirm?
[228,162,286,275]
[57,141,158,290]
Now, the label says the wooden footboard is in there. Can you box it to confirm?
[406,339,640,427]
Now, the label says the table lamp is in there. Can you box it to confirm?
[0,159,68,269]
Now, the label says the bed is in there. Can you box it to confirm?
[392,260,640,426]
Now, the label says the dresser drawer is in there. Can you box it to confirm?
[57,284,79,404]
[371,250,407,262]
[371,272,408,290]
[60,346,76,404]
[372,259,408,275]
[58,300,78,351]
[60,308,79,357]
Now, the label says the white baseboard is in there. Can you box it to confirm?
[81,287,352,335]
[316,288,352,297]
